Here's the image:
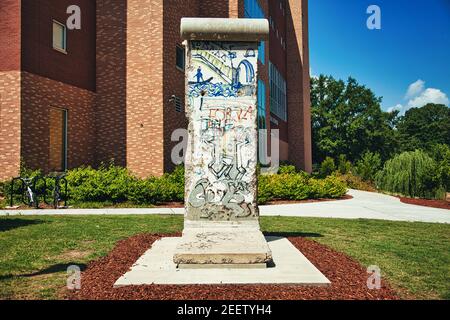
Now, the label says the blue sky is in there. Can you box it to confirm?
[309,0,450,113]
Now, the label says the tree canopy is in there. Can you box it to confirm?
[310,75,399,164]
[396,103,450,152]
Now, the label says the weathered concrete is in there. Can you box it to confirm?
[181,18,269,42]
[114,236,330,286]
[176,18,271,267]
[174,226,272,266]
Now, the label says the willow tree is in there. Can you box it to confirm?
[375,150,444,199]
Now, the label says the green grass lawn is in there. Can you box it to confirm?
[0,215,449,300]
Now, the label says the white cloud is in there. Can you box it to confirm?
[387,104,403,113]
[389,80,449,115]
[407,88,449,109]
[404,79,425,99]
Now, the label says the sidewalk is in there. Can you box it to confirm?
[1,189,448,224]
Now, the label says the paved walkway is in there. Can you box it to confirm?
[1,189,448,223]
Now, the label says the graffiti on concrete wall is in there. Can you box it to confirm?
[185,41,259,221]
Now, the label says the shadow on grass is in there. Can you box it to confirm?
[0,263,87,281]
[263,231,323,239]
[0,218,46,232]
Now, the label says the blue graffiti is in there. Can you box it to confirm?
[189,82,241,98]
[235,60,255,84]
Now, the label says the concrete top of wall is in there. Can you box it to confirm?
[180,18,269,42]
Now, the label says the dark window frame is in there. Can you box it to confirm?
[176,44,185,71]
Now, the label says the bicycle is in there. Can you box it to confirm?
[9,176,47,209]
[47,172,68,209]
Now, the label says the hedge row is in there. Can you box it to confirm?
[1,164,348,206]
[258,172,347,204]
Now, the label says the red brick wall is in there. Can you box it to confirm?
[199,1,229,17]
[0,71,21,180]
[286,0,312,172]
[95,0,127,167]
[21,72,95,172]
[48,107,65,171]
[162,0,199,173]
[0,0,21,72]
[125,0,165,178]
[0,0,21,180]
[21,0,96,91]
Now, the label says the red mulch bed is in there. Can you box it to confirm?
[399,197,449,210]
[68,233,399,300]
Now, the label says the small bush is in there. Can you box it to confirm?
[66,164,136,203]
[355,151,381,182]
[334,172,376,192]
[310,175,348,199]
[277,164,297,174]
[375,150,445,199]
[319,157,336,178]
[337,154,352,175]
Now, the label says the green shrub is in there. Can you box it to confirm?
[319,156,336,177]
[310,175,348,198]
[277,164,297,174]
[2,162,348,207]
[337,154,351,175]
[127,178,162,205]
[65,164,185,205]
[334,172,376,192]
[258,172,347,204]
[66,164,136,203]
[375,150,445,199]
[355,151,381,182]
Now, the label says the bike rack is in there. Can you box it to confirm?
[9,176,47,209]
[47,172,68,209]
[9,173,68,209]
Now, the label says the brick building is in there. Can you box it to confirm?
[0,0,311,180]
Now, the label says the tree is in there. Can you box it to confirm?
[310,75,399,164]
[396,103,450,152]
[355,151,381,182]
[375,150,444,199]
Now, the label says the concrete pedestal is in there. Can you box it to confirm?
[114,236,330,286]
[173,227,272,267]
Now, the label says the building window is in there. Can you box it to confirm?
[176,45,185,71]
[49,107,68,172]
[257,80,267,164]
[257,80,266,129]
[269,61,287,121]
[244,0,265,64]
[53,20,67,53]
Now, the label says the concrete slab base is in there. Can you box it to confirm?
[173,228,272,265]
[177,263,267,269]
[114,236,330,287]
